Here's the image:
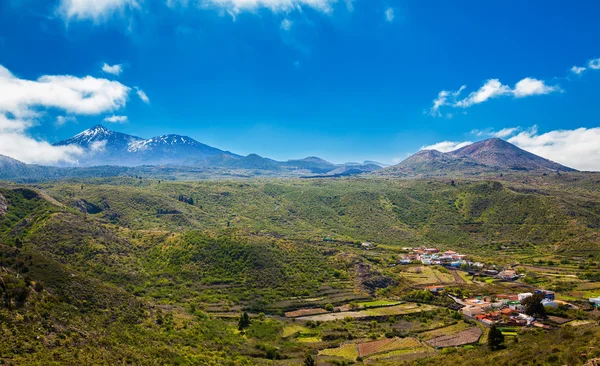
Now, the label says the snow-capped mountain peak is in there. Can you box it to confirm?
[53,125,237,166]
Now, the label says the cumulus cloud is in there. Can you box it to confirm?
[508,127,600,171]
[280,18,292,31]
[421,140,473,153]
[136,88,150,103]
[58,0,139,21]
[430,78,558,115]
[0,65,130,117]
[103,115,128,123]
[571,66,586,75]
[0,114,84,164]
[512,77,558,97]
[385,7,394,22]
[0,64,136,164]
[102,63,123,76]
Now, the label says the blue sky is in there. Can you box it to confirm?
[1,0,600,169]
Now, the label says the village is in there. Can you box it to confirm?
[393,246,600,330]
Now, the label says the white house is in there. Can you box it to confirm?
[518,293,533,301]
[589,297,600,306]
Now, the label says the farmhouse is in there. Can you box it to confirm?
[589,296,600,307]
[462,306,482,317]
[426,285,445,294]
[498,270,519,281]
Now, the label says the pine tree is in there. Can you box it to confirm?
[303,354,316,366]
[488,324,505,351]
[238,311,251,331]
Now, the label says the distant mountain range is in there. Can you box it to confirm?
[0,128,577,182]
[378,138,575,177]
[49,125,383,176]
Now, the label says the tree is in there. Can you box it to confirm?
[488,324,505,351]
[522,294,546,318]
[238,311,251,331]
[303,354,316,366]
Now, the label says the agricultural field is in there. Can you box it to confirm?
[296,303,439,322]
[425,327,483,348]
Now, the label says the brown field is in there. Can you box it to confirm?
[284,308,327,318]
[426,327,482,348]
[357,337,422,357]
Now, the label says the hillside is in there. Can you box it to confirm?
[1,176,600,364]
[379,138,575,177]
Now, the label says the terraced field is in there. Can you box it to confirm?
[319,343,359,360]
[426,327,483,348]
[358,337,422,357]
[297,303,438,322]
[420,321,472,340]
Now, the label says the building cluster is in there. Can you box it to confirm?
[461,290,561,329]
[399,247,482,268]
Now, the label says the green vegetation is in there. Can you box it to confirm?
[488,325,505,351]
[0,173,599,365]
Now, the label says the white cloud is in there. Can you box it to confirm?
[421,140,473,153]
[0,65,130,117]
[508,127,600,171]
[280,18,292,31]
[512,77,558,98]
[90,140,107,152]
[0,114,84,164]
[58,0,139,21]
[136,88,150,103]
[103,115,128,123]
[102,63,123,76]
[429,85,465,117]
[385,7,394,22]
[588,58,600,70]
[0,64,137,164]
[571,66,586,75]
[202,0,335,13]
[454,79,511,108]
[431,77,558,115]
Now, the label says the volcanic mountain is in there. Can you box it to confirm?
[380,138,575,177]
[53,125,239,166]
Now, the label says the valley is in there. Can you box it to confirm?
[0,174,599,365]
